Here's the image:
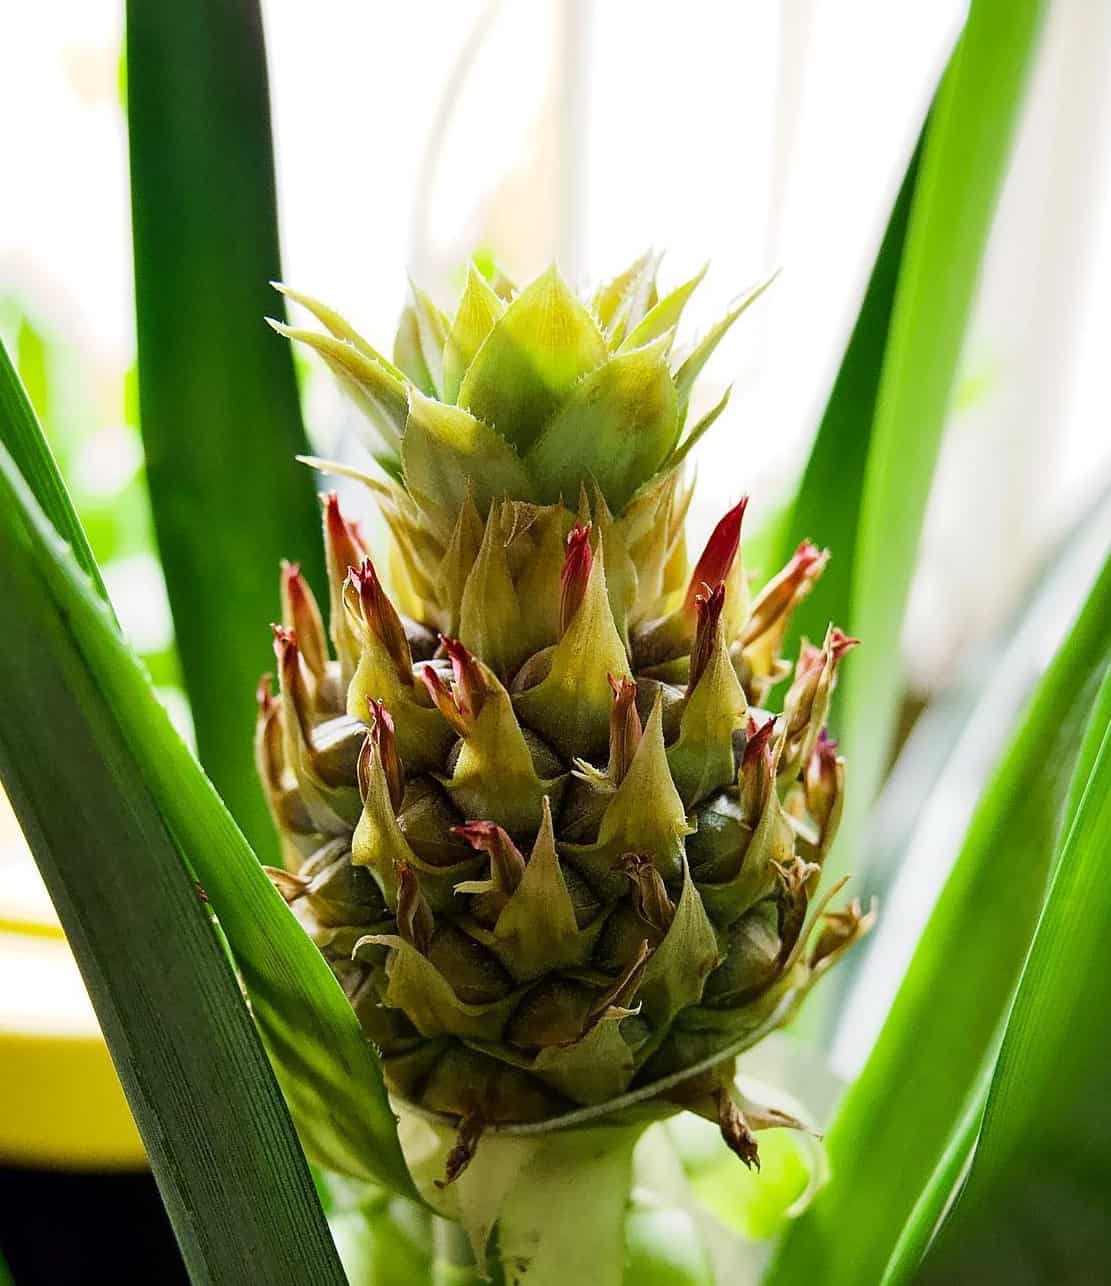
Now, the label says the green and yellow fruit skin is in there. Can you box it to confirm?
[256,256,873,1177]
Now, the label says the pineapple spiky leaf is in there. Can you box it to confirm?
[458,265,607,454]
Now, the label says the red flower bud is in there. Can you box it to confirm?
[452,820,526,896]
[395,862,434,956]
[323,492,366,587]
[441,636,487,723]
[607,673,642,783]
[795,639,824,683]
[809,896,876,971]
[560,522,594,637]
[740,714,776,820]
[419,665,460,733]
[688,581,726,695]
[741,713,776,772]
[254,672,285,793]
[420,638,488,735]
[348,557,413,684]
[684,496,748,617]
[255,672,277,721]
[367,698,405,812]
[280,560,327,680]
[805,728,841,838]
[271,624,314,744]
[742,540,829,650]
[617,852,675,936]
[828,627,861,667]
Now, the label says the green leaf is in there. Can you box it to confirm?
[813,476,1111,1030]
[513,549,632,762]
[619,265,707,353]
[672,274,775,421]
[607,253,662,348]
[269,321,410,458]
[442,265,505,403]
[393,304,437,396]
[877,1071,988,1285]
[459,265,608,453]
[638,860,719,1027]
[402,389,535,537]
[623,1204,714,1286]
[0,338,107,603]
[408,283,451,400]
[591,250,656,331]
[328,1191,433,1285]
[126,0,326,864]
[0,349,415,1201]
[15,314,50,422]
[916,663,1111,1285]
[527,337,679,512]
[767,543,1111,1286]
[830,0,1048,877]
[0,443,346,1285]
[275,283,407,377]
[668,385,732,472]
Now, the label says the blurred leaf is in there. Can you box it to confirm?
[0,346,415,1199]
[917,662,1111,1285]
[827,0,1048,875]
[139,642,184,689]
[127,0,325,863]
[819,474,1111,1029]
[767,541,1111,1286]
[877,1069,988,1284]
[79,476,159,567]
[0,441,345,1284]
[0,338,107,603]
[16,316,49,421]
[688,1131,810,1242]
[623,1203,714,1286]
[329,1194,432,1286]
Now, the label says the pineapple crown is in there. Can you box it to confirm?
[269,253,773,518]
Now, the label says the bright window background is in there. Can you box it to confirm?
[3,0,1111,1065]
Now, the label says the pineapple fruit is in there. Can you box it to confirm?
[256,255,873,1185]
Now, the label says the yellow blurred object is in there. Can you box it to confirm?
[0,789,146,1169]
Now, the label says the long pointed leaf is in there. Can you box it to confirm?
[768,542,1111,1286]
[877,1066,989,1284]
[829,0,1048,874]
[0,442,345,1285]
[822,477,1111,1034]
[0,346,415,1199]
[917,662,1111,1284]
[0,340,107,603]
[127,0,324,862]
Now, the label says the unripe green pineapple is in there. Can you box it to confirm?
[256,255,873,1182]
